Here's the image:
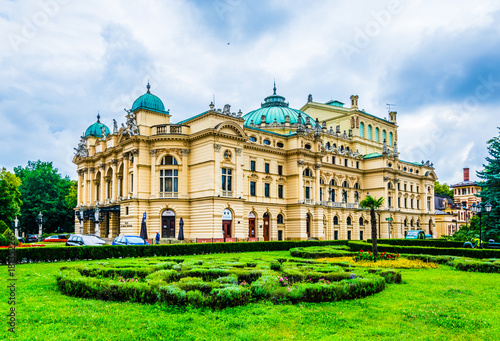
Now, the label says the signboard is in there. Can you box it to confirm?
[222,209,232,221]
[143,212,147,220]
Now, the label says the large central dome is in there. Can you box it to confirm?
[243,85,318,128]
[132,83,169,114]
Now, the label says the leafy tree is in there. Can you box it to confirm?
[434,181,454,199]
[477,127,500,239]
[14,161,76,235]
[0,168,22,225]
[359,195,384,259]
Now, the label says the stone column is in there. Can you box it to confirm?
[122,154,129,198]
[100,164,106,203]
[150,150,157,199]
[132,150,139,198]
[297,160,304,201]
[214,144,221,196]
[89,168,95,205]
[181,149,190,198]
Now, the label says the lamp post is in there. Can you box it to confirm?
[471,202,492,248]
[77,205,85,234]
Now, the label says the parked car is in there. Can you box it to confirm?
[26,235,39,243]
[66,234,107,246]
[112,235,149,246]
[16,236,25,243]
[43,235,69,242]
[405,230,426,239]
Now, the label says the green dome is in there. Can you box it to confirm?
[243,85,319,128]
[84,114,110,138]
[132,83,168,114]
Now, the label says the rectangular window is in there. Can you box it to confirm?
[332,157,336,164]
[411,199,414,209]
[388,197,392,207]
[344,159,348,167]
[278,165,283,175]
[278,184,283,198]
[130,174,133,193]
[347,230,351,240]
[417,199,420,209]
[126,207,129,215]
[398,183,400,190]
[398,197,401,208]
[264,183,270,197]
[250,160,256,172]
[250,181,256,196]
[265,163,270,174]
[404,184,407,191]
[160,169,179,193]
[305,186,310,199]
[334,230,339,240]
[360,231,364,240]
[222,168,232,192]
[417,186,419,193]
[404,198,407,208]
[356,161,359,169]
[320,188,323,201]
[410,185,413,192]
[427,198,431,211]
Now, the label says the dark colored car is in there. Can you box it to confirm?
[26,235,39,243]
[112,235,149,246]
[66,234,107,246]
[16,236,25,243]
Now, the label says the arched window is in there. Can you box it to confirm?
[368,125,372,140]
[332,143,337,150]
[161,155,178,165]
[347,216,352,225]
[383,130,386,142]
[389,132,393,146]
[404,219,408,227]
[359,217,364,226]
[325,142,331,150]
[329,179,337,186]
[277,214,284,224]
[354,183,360,189]
[320,178,325,185]
[303,168,312,177]
[360,122,364,138]
[388,182,393,189]
[375,127,380,142]
[333,216,339,225]
[342,181,349,188]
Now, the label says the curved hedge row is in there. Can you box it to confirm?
[367,239,465,248]
[0,240,348,265]
[56,256,396,309]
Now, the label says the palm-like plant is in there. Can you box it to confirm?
[359,195,384,259]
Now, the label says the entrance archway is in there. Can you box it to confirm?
[306,214,311,238]
[263,212,270,241]
[161,210,175,238]
[222,209,233,240]
[248,212,256,238]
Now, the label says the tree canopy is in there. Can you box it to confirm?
[14,161,76,235]
[434,181,454,199]
[0,167,22,225]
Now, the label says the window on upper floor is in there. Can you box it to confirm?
[160,169,178,194]
[303,168,312,177]
[265,163,270,174]
[250,160,256,172]
[250,181,256,196]
[221,168,232,194]
[278,184,284,199]
[264,183,270,197]
[277,214,284,224]
[333,216,339,225]
[161,155,178,165]
[278,165,283,175]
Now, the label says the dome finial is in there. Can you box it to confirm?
[146,80,151,94]
[273,79,276,95]
[97,112,100,123]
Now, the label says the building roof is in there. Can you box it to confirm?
[363,153,383,159]
[132,83,169,114]
[243,84,319,128]
[434,194,454,211]
[450,180,478,188]
[84,114,110,138]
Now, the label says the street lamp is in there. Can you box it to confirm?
[37,212,45,240]
[471,202,492,248]
[76,205,85,234]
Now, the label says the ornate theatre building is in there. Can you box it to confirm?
[73,83,437,241]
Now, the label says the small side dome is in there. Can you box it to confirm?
[84,114,110,138]
[131,83,168,114]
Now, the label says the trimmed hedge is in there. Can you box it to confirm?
[348,241,500,259]
[367,239,465,248]
[289,245,355,259]
[0,240,348,265]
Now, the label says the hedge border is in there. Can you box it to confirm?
[0,240,348,265]
[366,239,466,248]
[349,241,500,259]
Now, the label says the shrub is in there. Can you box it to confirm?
[210,286,252,309]
[2,228,19,246]
[270,262,282,271]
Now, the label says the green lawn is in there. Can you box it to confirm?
[1,251,499,340]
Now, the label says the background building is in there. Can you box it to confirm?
[450,168,482,226]
[73,84,437,241]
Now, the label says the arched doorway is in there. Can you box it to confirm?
[161,210,175,238]
[248,212,256,238]
[306,214,311,238]
[263,212,270,241]
[222,209,233,240]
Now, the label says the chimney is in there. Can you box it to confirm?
[463,168,469,182]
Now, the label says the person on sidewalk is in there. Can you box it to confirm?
[155,232,160,245]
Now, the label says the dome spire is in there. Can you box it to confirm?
[146,81,151,94]
[97,112,100,123]
[273,79,276,95]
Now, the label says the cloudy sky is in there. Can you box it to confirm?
[1,0,499,184]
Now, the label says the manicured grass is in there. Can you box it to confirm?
[1,251,499,340]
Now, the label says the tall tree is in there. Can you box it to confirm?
[359,195,384,259]
[0,168,22,225]
[14,161,76,235]
[434,181,454,199]
[477,128,500,238]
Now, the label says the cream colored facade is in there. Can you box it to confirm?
[73,87,437,241]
